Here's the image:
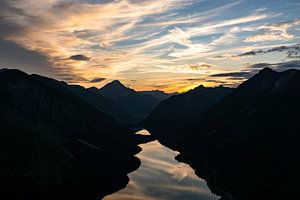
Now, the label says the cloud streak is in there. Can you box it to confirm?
[245,19,300,42]
[238,44,300,57]
[0,0,300,91]
[209,60,300,81]
[211,71,254,80]
[90,77,106,83]
[69,54,90,61]
[249,60,300,70]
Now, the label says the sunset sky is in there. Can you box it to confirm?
[0,0,300,92]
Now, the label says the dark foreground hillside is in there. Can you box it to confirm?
[0,69,153,200]
[66,84,137,125]
[143,85,233,148]
[145,68,300,200]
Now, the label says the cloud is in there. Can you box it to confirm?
[210,54,236,60]
[184,78,205,81]
[210,60,300,81]
[189,63,214,71]
[211,27,241,46]
[211,44,300,59]
[238,49,265,57]
[69,54,90,61]
[1,0,299,92]
[205,79,227,84]
[161,14,268,59]
[210,71,255,79]
[249,60,300,70]
[238,44,300,57]
[245,19,300,42]
[61,76,89,83]
[287,48,300,59]
[90,77,106,83]
[0,0,192,83]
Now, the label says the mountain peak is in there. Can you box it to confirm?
[258,67,278,75]
[88,86,98,90]
[252,67,280,82]
[0,68,29,78]
[190,84,208,92]
[141,90,174,100]
[99,80,135,97]
[106,80,127,89]
[111,80,122,84]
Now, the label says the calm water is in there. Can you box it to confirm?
[104,130,218,200]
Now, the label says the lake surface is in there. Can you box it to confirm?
[104,129,218,200]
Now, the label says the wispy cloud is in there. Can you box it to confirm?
[245,19,300,42]
[1,0,300,91]
[210,43,300,60]
[90,77,106,83]
[238,44,300,57]
[211,71,254,79]
[209,60,300,82]
[188,63,215,71]
[69,54,90,61]
[0,0,191,79]
[249,60,300,70]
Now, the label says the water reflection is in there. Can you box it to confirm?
[104,130,218,200]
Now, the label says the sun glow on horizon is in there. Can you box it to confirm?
[0,0,299,92]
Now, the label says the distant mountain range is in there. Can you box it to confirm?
[89,80,173,123]
[141,90,177,100]
[1,66,300,200]
[144,68,300,200]
[66,84,136,124]
[0,69,154,200]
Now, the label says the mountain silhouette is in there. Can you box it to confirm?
[2,67,300,200]
[0,69,153,200]
[143,85,233,148]
[66,84,136,124]
[141,90,176,100]
[173,68,300,200]
[89,80,162,122]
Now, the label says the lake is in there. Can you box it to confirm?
[104,129,218,200]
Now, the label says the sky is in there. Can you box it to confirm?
[0,0,300,92]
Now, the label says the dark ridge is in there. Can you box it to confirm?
[143,84,233,148]
[66,84,137,125]
[141,90,175,100]
[89,80,162,123]
[0,69,154,200]
[166,68,300,200]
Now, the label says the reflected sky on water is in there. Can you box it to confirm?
[104,130,219,200]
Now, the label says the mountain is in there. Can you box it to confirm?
[66,84,136,124]
[0,69,153,200]
[143,85,233,148]
[89,80,161,122]
[141,90,176,100]
[175,68,300,200]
